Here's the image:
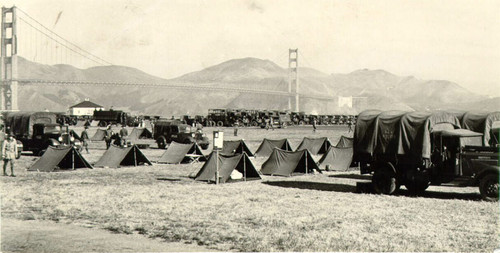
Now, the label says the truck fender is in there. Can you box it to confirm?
[48,138,60,147]
[373,162,397,175]
[475,163,500,184]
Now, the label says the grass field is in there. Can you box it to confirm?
[1,125,498,252]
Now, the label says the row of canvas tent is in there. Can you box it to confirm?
[28,144,152,172]
[28,136,354,178]
[193,136,354,182]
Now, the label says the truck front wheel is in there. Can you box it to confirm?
[372,165,399,195]
[405,170,430,195]
[479,173,499,201]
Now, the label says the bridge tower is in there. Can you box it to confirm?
[1,6,18,111]
[288,48,299,112]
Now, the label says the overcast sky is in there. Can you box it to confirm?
[5,0,500,97]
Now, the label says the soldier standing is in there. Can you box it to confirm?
[80,126,90,154]
[119,125,129,147]
[104,125,114,149]
[2,134,18,177]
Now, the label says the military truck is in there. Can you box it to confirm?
[154,120,210,149]
[353,110,499,201]
[93,109,138,127]
[2,112,78,156]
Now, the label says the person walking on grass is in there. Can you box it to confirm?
[312,118,317,132]
[80,126,90,154]
[2,134,18,177]
[347,120,353,133]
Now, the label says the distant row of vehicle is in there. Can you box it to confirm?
[55,108,357,129]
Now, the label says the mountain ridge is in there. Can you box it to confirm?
[15,56,497,115]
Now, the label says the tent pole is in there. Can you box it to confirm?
[72,148,75,170]
[243,152,247,182]
[305,151,308,175]
[134,146,137,166]
[216,149,219,185]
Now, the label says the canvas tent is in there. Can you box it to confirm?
[260,148,319,176]
[128,128,153,140]
[195,152,260,183]
[255,138,293,157]
[91,129,107,141]
[318,146,353,171]
[157,141,206,164]
[94,144,152,168]
[221,140,254,156]
[462,111,500,146]
[296,137,332,155]
[28,145,93,172]
[336,136,353,148]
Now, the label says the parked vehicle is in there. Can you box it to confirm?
[2,112,81,156]
[153,120,209,149]
[93,109,139,127]
[353,110,499,201]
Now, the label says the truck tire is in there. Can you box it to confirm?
[405,170,430,195]
[252,121,259,127]
[299,121,305,126]
[99,121,107,127]
[217,121,224,127]
[157,137,167,149]
[372,164,399,195]
[479,173,499,201]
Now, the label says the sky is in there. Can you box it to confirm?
[4,0,500,97]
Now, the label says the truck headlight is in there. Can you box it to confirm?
[70,137,75,142]
[58,137,63,142]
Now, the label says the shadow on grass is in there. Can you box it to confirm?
[329,174,372,180]
[395,189,482,201]
[263,181,356,193]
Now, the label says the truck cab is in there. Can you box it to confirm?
[429,129,499,200]
[24,123,64,155]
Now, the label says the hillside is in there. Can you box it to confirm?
[15,56,497,115]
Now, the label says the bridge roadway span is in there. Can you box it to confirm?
[14,79,336,101]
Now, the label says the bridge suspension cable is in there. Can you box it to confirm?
[16,7,112,68]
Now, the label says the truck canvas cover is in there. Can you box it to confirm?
[4,112,57,137]
[462,111,500,146]
[355,110,462,162]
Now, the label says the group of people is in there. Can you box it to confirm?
[79,124,130,153]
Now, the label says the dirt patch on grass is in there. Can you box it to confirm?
[1,218,215,252]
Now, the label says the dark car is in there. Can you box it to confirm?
[154,120,209,149]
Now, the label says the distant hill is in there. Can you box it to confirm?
[15,56,497,116]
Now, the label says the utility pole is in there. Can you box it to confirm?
[288,49,299,112]
[1,6,18,111]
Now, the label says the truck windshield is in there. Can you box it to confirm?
[44,125,61,134]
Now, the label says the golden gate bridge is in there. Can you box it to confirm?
[1,6,345,112]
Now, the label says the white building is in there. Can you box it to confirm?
[69,99,104,116]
